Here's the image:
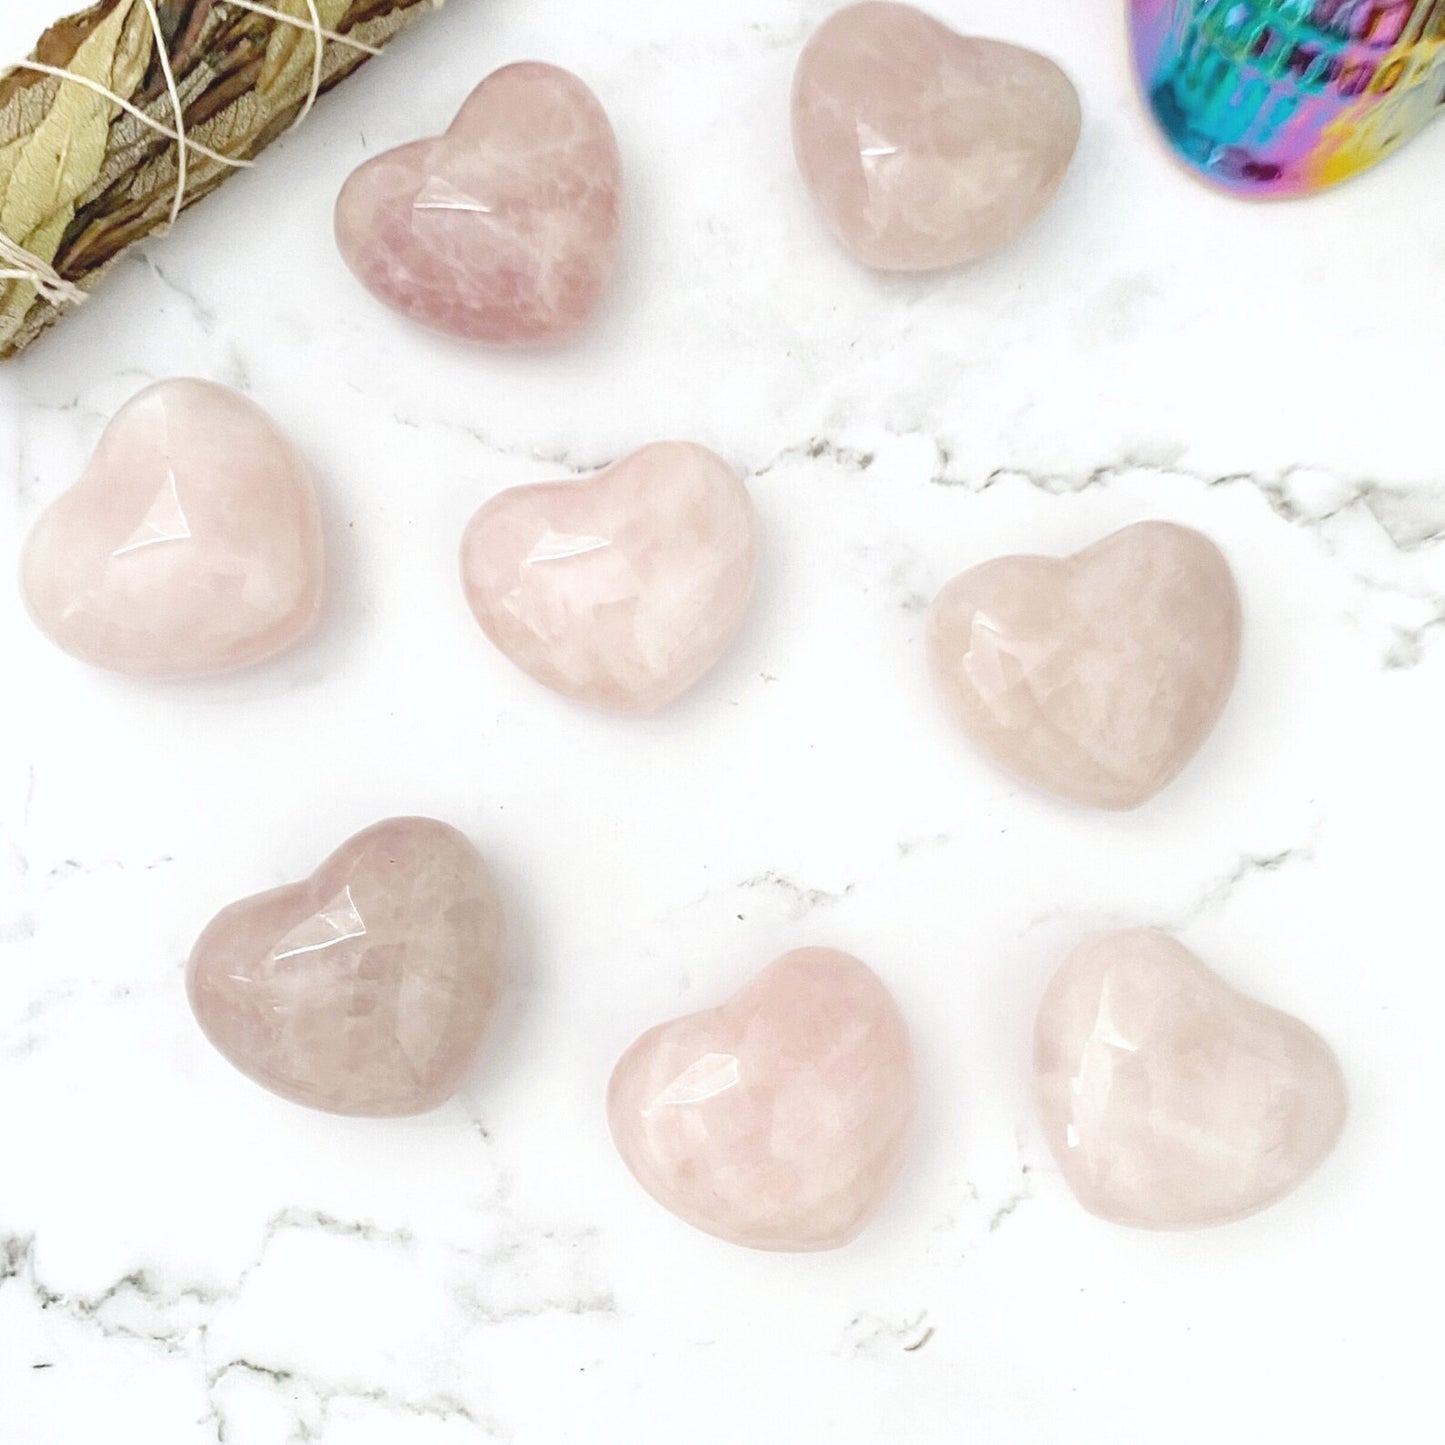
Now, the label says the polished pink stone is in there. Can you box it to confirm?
[334,62,622,343]
[460,441,757,713]
[792,2,1081,270]
[927,522,1241,809]
[607,948,915,1251]
[20,379,323,678]
[1033,930,1347,1229]
[187,818,504,1117]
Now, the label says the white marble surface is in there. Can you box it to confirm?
[2,2,1443,1441]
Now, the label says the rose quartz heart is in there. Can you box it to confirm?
[927,522,1241,809]
[1033,930,1347,1229]
[187,818,504,1117]
[608,948,915,1251]
[20,379,324,678]
[335,62,622,344]
[792,2,1082,270]
[459,441,758,713]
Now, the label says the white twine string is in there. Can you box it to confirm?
[296,1,327,126]
[0,0,382,311]
[143,0,193,228]
[0,228,85,304]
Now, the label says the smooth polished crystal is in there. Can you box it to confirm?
[792,2,1082,270]
[335,62,622,343]
[20,379,323,678]
[187,818,504,1117]
[607,948,915,1251]
[1033,930,1346,1229]
[460,441,757,713]
[927,522,1241,810]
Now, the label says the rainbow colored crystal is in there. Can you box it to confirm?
[1131,1,1445,196]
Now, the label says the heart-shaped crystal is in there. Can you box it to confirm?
[459,441,757,713]
[335,62,622,343]
[20,379,324,678]
[926,521,1241,809]
[187,818,505,1117]
[792,2,1081,269]
[608,948,915,1251]
[1033,929,1347,1228]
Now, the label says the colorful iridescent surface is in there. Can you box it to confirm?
[1131,1,1445,196]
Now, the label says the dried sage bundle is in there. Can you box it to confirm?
[0,0,444,359]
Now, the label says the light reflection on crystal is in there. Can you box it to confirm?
[110,468,192,557]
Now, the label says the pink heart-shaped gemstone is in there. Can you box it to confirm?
[20,379,324,678]
[335,62,622,344]
[1033,929,1347,1229]
[608,948,915,1251]
[187,818,505,1117]
[459,441,758,713]
[792,2,1082,270]
[926,522,1241,809]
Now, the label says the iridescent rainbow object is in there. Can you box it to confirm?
[1131,1,1445,196]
